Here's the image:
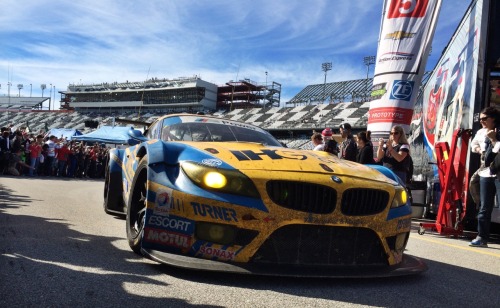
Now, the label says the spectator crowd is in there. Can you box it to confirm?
[1,125,109,179]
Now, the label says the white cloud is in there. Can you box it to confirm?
[0,0,471,106]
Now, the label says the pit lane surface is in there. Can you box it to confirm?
[1,177,499,308]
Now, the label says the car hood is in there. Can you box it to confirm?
[184,142,392,183]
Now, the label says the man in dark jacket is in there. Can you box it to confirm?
[338,123,357,162]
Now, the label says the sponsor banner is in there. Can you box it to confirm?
[368,0,442,136]
[375,0,440,75]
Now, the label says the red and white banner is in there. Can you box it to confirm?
[367,0,442,137]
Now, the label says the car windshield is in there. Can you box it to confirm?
[161,117,281,146]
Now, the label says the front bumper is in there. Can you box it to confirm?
[142,248,427,278]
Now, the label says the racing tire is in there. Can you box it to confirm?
[126,155,149,255]
[103,165,125,216]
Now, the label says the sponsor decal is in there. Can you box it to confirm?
[378,52,414,63]
[153,188,185,216]
[368,107,413,124]
[199,245,235,260]
[201,158,223,167]
[191,202,238,222]
[390,80,414,101]
[148,214,194,234]
[387,0,429,19]
[384,31,416,40]
[371,83,387,98]
[230,149,307,161]
[397,218,411,230]
[145,228,191,248]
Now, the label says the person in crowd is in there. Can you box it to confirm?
[66,141,78,178]
[56,141,71,177]
[44,135,57,176]
[469,110,492,207]
[313,128,334,151]
[338,123,357,161]
[6,148,35,176]
[469,106,500,247]
[0,129,11,173]
[75,143,86,178]
[28,135,43,176]
[38,144,48,176]
[311,132,324,151]
[10,130,23,153]
[356,130,375,164]
[376,125,410,183]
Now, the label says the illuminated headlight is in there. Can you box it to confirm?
[182,161,260,198]
[391,187,408,208]
[196,222,236,245]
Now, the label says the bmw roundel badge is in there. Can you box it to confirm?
[331,176,342,183]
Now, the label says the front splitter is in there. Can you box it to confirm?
[142,249,427,278]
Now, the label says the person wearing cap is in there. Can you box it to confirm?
[313,128,333,151]
[338,123,357,161]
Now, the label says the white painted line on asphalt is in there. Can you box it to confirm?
[413,236,500,258]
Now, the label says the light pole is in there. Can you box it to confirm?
[17,84,23,97]
[264,71,268,106]
[363,56,376,100]
[8,82,11,105]
[53,85,56,109]
[30,84,32,97]
[321,62,332,103]
[49,83,52,111]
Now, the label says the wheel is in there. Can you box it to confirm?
[126,155,149,254]
[418,226,426,235]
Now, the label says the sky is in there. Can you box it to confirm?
[0,0,472,110]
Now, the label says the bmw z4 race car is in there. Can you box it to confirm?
[104,114,426,277]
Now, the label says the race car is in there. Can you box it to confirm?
[104,114,426,277]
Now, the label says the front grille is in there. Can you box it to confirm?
[266,180,337,214]
[251,225,387,266]
[341,188,389,216]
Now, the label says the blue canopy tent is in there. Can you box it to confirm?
[46,128,83,140]
[72,126,147,145]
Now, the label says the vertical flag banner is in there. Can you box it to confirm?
[367,0,442,137]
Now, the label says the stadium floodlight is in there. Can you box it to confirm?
[17,84,23,97]
[322,62,332,103]
[364,56,376,100]
[41,84,46,97]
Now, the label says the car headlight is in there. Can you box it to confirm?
[181,161,260,198]
[391,187,408,208]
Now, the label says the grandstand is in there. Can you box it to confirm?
[0,77,371,149]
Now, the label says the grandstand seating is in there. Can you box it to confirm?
[0,100,370,149]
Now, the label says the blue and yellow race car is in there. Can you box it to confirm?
[104,114,426,277]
